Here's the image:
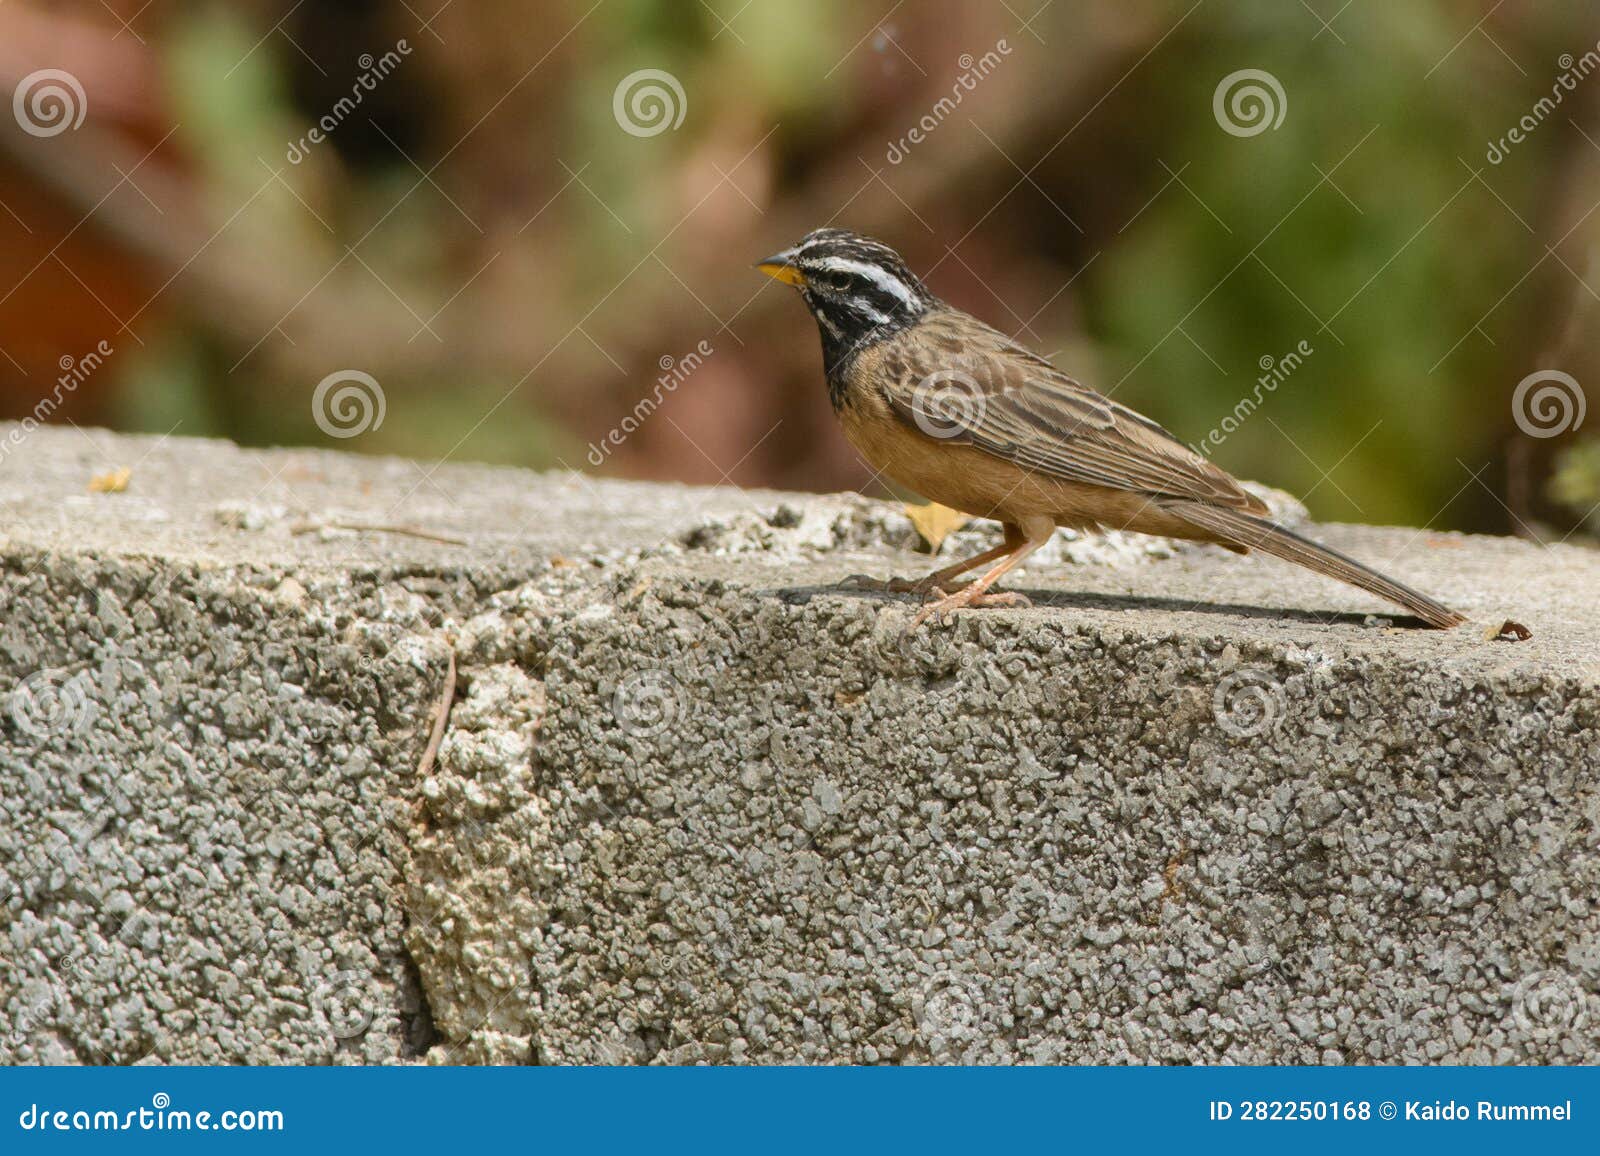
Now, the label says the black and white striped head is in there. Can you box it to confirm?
[757,228,938,371]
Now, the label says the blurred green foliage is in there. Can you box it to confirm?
[8,0,1594,539]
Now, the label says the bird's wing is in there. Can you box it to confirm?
[878,310,1267,513]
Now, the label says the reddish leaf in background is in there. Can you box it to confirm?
[0,1,183,423]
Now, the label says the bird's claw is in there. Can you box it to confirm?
[910,585,1032,630]
[840,573,935,595]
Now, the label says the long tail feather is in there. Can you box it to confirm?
[1160,500,1467,629]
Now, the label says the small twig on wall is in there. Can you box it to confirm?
[416,647,456,779]
[289,520,469,546]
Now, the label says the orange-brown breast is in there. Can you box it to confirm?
[835,342,1240,546]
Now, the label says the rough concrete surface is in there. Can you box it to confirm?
[1,424,1596,1065]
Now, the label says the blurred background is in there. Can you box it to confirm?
[1,0,1598,541]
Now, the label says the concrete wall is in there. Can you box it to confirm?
[2,426,1596,1063]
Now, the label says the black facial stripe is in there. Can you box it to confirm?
[802,269,919,319]
[806,282,898,324]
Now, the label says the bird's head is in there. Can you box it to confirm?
[756,228,937,369]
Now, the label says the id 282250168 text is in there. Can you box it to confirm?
[1207,1099,1575,1123]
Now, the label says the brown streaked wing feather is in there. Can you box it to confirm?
[881,310,1267,513]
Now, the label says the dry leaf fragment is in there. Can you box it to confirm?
[904,501,972,552]
[88,467,131,493]
[1486,619,1533,642]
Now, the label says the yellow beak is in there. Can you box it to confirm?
[755,252,806,286]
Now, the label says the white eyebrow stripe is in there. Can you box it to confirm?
[807,256,920,308]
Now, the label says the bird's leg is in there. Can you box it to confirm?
[911,520,1052,629]
[842,524,1021,595]
[913,525,1023,594]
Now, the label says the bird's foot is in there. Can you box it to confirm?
[910,584,1032,630]
[840,573,942,596]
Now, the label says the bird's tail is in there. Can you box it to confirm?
[1160,500,1467,629]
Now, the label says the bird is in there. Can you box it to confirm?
[756,227,1466,631]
